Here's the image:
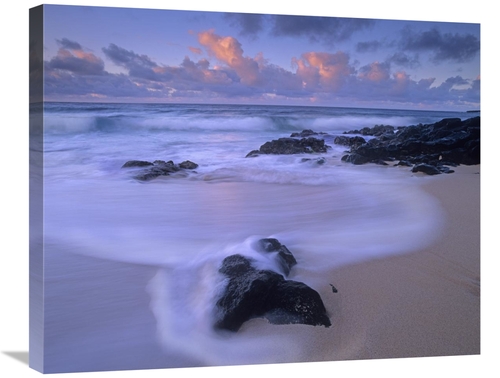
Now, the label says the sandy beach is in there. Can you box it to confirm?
[315,164,481,361]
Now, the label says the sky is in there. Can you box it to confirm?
[33,3,480,110]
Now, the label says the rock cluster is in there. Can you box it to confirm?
[215,238,331,332]
[338,117,480,174]
[246,137,330,157]
[121,159,198,181]
[290,129,328,138]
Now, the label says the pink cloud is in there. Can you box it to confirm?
[358,62,390,82]
[391,71,411,94]
[198,30,260,85]
[293,51,353,91]
[189,46,202,55]
[72,50,103,65]
[180,56,232,85]
[47,43,104,75]
[293,59,319,90]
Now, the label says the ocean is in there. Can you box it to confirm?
[32,102,477,371]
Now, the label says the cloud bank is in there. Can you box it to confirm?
[43,28,479,110]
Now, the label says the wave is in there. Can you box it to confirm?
[41,102,472,135]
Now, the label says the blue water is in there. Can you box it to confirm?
[36,102,475,371]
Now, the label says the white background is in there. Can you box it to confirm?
[1,1,497,377]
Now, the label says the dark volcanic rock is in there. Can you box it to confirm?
[341,153,371,165]
[301,157,326,165]
[333,135,367,150]
[411,163,442,175]
[215,254,331,332]
[153,160,181,172]
[122,159,198,181]
[121,160,154,168]
[344,124,396,137]
[257,238,297,276]
[179,160,199,170]
[246,137,330,157]
[290,129,327,138]
[394,160,413,167]
[245,150,261,158]
[341,117,480,174]
[411,163,454,175]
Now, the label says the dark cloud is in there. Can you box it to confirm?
[102,43,171,81]
[470,76,480,92]
[46,38,105,75]
[46,57,103,76]
[46,50,105,76]
[102,43,156,68]
[400,27,479,63]
[56,38,83,50]
[462,76,480,103]
[387,52,420,69]
[407,76,479,108]
[438,75,470,90]
[271,15,374,45]
[224,13,374,46]
[44,70,158,99]
[330,70,480,109]
[253,61,303,94]
[356,40,382,53]
[224,13,265,37]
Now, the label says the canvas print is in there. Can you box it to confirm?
[29,4,480,374]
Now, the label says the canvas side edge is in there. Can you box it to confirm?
[29,4,44,373]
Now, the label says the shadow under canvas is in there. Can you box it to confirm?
[3,351,29,366]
